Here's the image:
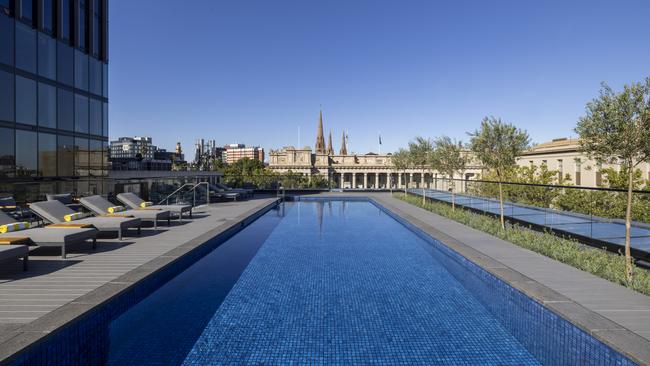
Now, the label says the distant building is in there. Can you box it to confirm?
[224,144,265,164]
[517,137,650,187]
[109,136,183,171]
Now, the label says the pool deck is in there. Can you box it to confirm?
[360,192,650,364]
[0,196,279,361]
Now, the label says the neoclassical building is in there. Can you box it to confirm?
[268,112,482,189]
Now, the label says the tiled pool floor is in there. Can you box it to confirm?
[176,201,538,365]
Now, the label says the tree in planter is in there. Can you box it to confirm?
[432,136,467,211]
[575,78,650,284]
[408,137,435,204]
[391,148,411,197]
[469,116,530,229]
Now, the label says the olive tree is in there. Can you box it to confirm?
[408,137,434,204]
[469,117,530,229]
[391,148,411,197]
[432,136,467,211]
[575,78,650,284]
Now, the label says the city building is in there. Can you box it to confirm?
[268,112,481,189]
[192,138,225,170]
[517,137,650,187]
[223,144,264,164]
[0,0,109,202]
[108,136,185,171]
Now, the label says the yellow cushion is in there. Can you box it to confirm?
[107,206,126,214]
[63,212,85,222]
[47,223,94,229]
[140,201,153,208]
[0,237,30,244]
[0,222,30,234]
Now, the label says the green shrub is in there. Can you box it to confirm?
[394,193,650,296]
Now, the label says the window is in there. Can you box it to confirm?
[15,22,36,73]
[16,76,37,125]
[74,50,88,91]
[38,82,56,128]
[40,0,54,33]
[57,41,73,85]
[0,0,13,14]
[74,137,88,176]
[91,0,100,57]
[102,102,108,137]
[37,33,56,79]
[89,139,102,176]
[0,70,13,122]
[57,88,74,131]
[74,94,89,133]
[59,0,71,42]
[102,62,108,97]
[0,127,14,178]
[77,0,87,50]
[19,0,33,25]
[89,57,102,95]
[15,130,37,177]
[0,12,13,66]
[57,135,74,176]
[38,132,56,176]
[90,98,101,135]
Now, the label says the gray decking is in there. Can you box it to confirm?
[0,197,277,333]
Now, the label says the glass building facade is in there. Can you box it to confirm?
[0,0,108,203]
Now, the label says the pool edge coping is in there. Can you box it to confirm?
[365,194,650,366]
[0,198,280,365]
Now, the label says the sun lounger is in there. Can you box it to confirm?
[116,192,193,221]
[0,244,29,271]
[30,201,141,241]
[213,183,253,198]
[206,184,241,201]
[46,193,84,211]
[0,211,97,259]
[80,195,171,229]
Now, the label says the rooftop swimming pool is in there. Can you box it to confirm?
[104,198,634,365]
[7,198,637,365]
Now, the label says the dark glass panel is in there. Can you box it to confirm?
[74,93,88,133]
[38,132,56,176]
[102,141,108,175]
[102,62,108,97]
[0,127,14,178]
[74,137,88,176]
[89,57,101,95]
[102,101,108,137]
[74,50,88,91]
[0,12,13,66]
[15,75,37,125]
[41,0,54,33]
[89,98,101,135]
[37,33,56,79]
[0,0,12,13]
[19,0,33,25]
[57,41,73,85]
[77,0,86,50]
[59,0,71,41]
[91,0,100,57]
[89,139,101,176]
[0,70,14,122]
[57,88,74,131]
[15,22,36,73]
[57,135,74,176]
[38,82,56,128]
[15,130,37,177]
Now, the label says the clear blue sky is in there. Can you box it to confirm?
[108,0,650,160]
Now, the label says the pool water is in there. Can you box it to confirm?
[108,200,542,365]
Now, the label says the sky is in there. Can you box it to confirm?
[108,0,650,161]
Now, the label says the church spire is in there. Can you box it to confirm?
[340,130,348,155]
[326,130,334,155]
[315,110,326,154]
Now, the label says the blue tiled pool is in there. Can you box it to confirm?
[100,199,634,365]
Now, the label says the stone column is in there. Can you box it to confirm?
[398,173,402,188]
[352,172,357,189]
[421,173,425,188]
[363,173,368,189]
[409,173,413,188]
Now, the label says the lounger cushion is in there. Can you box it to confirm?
[46,193,74,205]
[0,222,30,233]
[0,227,97,244]
[118,193,190,215]
[74,217,141,231]
[81,195,170,221]
[30,201,76,223]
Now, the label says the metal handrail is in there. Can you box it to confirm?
[191,182,210,207]
[158,183,194,205]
